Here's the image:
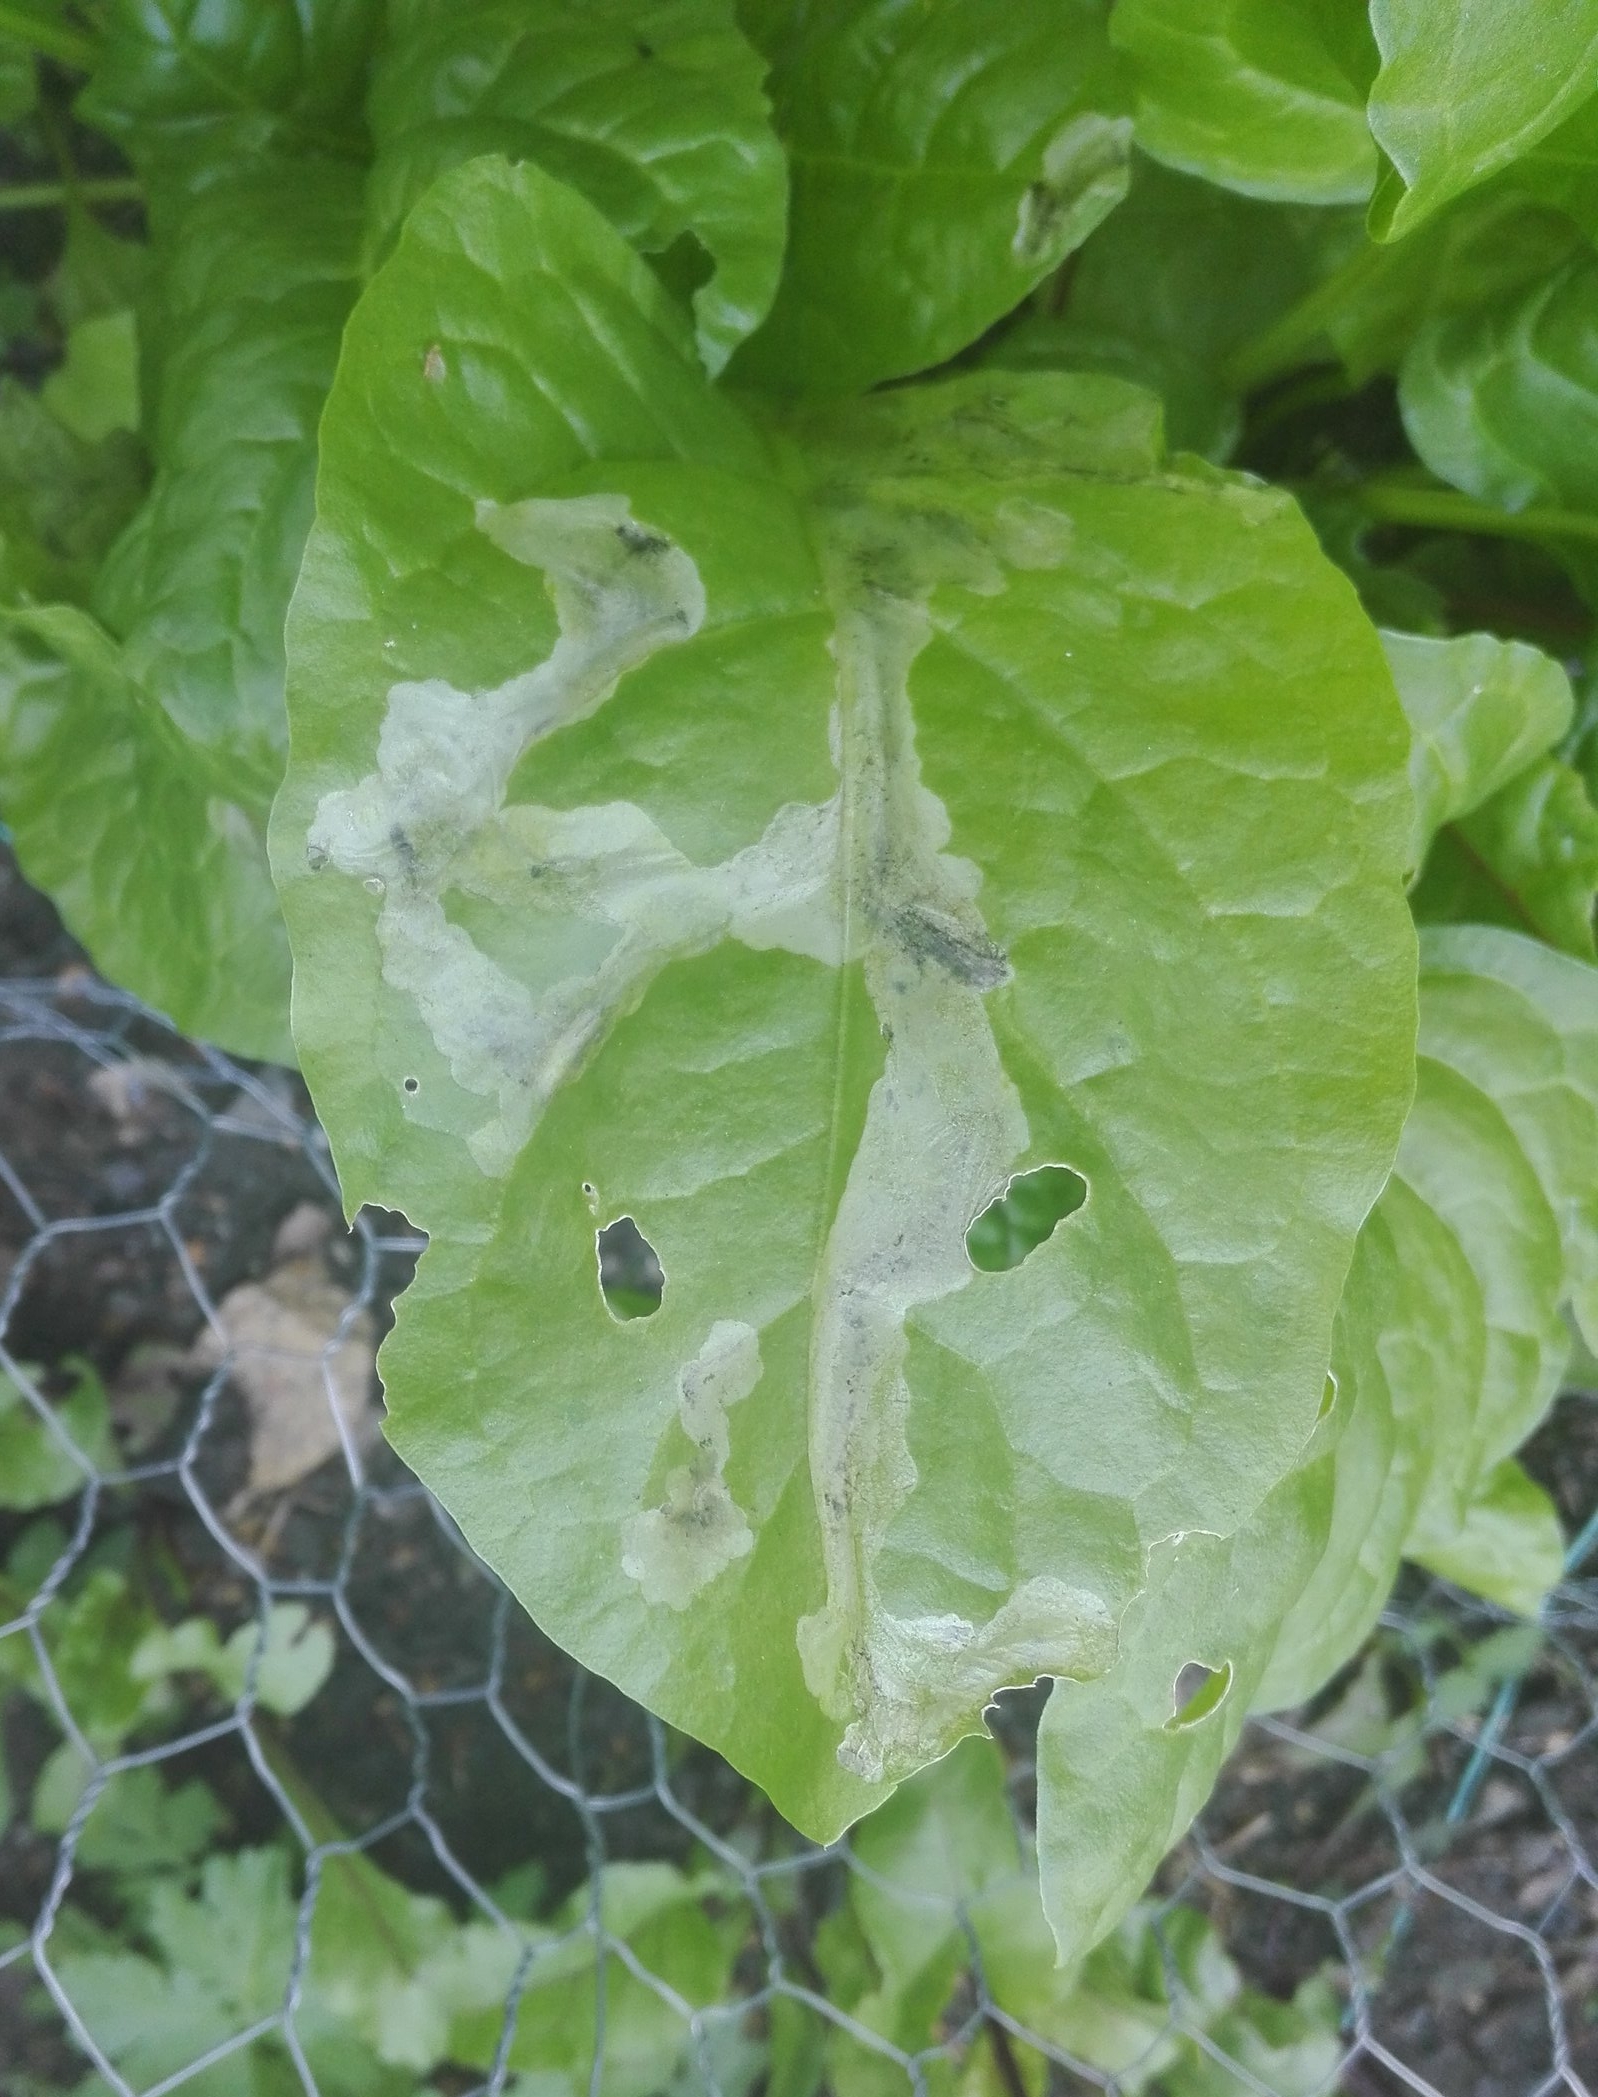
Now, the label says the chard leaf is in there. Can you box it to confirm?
[1110,0,1378,206]
[729,0,1133,396]
[1367,0,1598,238]
[987,155,1339,457]
[1315,191,1584,391]
[276,157,1417,1838]
[0,163,360,1060]
[1410,1454,1564,1617]
[96,160,364,796]
[365,0,787,375]
[1036,1430,1334,1966]
[1414,925,1598,1359]
[1411,755,1598,959]
[1398,254,1598,517]
[0,611,293,1059]
[1381,626,1575,869]
[81,0,383,177]
[0,377,145,604]
[1039,924,1598,1963]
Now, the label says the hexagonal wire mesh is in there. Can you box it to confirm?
[1,911,1597,2097]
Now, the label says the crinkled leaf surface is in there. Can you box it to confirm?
[0,163,361,1061]
[0,611,293,1057]
[0,378,145,604]
[1110,0,1377,206]
[729,0,1133,397]
[1399,254,1598,517]
[80,0,383,179]
[1309,189,1585,394]
[97,162,364,795]
[274,156,1416,1839]
[1367,0,1598,239]
[1038,922,1597,1965]
[1383,625,1575,871]
[364,0,786,375]
[1411,755,1598,960]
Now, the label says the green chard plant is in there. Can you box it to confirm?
[3,0,1598,1976]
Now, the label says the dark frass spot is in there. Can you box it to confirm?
[597,1215,664,1321]
[966,1164,1086,1272]
[1167,1659,1233,1731]
[615,521,670,557]
[892,902,1010,989]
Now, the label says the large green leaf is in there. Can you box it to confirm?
[274,156,1416,1839]
[1038,923,1598,1965]
[1110,0,1377,206]
[1367,0,1598,239]
[729,0,1133,396]
[364,0,787,375]
[80,0,383,177]
[97,161,364,797]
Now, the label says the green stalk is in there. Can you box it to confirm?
[0,0,98,69]
[0,176,140,212]
[1357,479,1598,548]
[1222,242,1384,396]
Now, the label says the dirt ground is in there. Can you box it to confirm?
[2,841,1597,2096]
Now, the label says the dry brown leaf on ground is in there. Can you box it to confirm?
[189,1202,377,1494]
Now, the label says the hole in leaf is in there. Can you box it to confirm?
[596,1215,664,1322]
[965,1164,1087,1272]
[402,1076,419,1095]
[1166,1659,1233,1731]
[1318,1370,1339,1422]
[649,230,715,306]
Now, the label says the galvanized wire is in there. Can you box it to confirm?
[0,966,1595,2097]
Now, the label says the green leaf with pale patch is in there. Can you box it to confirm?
[274,156,1416,1839]
[365,0,787,375]
[729,0,1133,396]
[1038,924,1598,1962]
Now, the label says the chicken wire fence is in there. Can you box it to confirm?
[0,963,1597,2097]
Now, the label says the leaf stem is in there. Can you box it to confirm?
[0,176,140,212]
[0,1,97,69]
[1223,241,1382,395]
[1356,478,1598,548]
[985,2017,1030,2097]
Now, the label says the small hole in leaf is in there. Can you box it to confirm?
[1318,1370,1339,1421]
[1166,1659,1233,1731]
[402,1076,419,1095]
[597,1215,664,1322]
[965,1164,1087,1272]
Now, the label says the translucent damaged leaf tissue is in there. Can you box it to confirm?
[274,158,1418,1844]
